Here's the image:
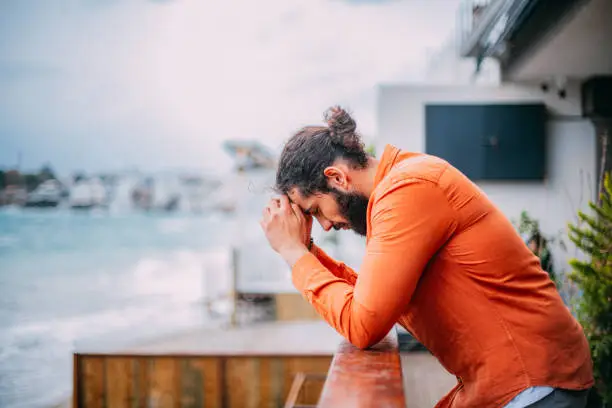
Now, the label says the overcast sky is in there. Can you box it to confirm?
[0,0,460,175]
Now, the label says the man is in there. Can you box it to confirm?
[260,107,593,407]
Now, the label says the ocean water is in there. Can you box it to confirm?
[0,208,237,408]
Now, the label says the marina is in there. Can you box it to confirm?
[0,140,276,215]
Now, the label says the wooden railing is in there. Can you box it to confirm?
[317,330,406,408]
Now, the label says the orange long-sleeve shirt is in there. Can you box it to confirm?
[291,144,593,407]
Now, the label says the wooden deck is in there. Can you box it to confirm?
[71,321,341,408]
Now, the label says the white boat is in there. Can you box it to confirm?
[107,173,141,213]
[151,175,182,212]
[69,178,108,209]
[24,179,63,208]
[178,175,220,213]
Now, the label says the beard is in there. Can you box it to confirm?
[331,189,370,237]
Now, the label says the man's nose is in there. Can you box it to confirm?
[317,216,333,232]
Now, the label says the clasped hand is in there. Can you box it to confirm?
[259,195,312,262]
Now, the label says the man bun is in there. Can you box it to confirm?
[324,106,362,151]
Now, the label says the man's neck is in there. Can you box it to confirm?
[351,157,379,198]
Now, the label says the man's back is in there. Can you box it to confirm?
[373,146,593,407]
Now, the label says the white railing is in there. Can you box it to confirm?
[457,0,535,60]
[456,0,506,56]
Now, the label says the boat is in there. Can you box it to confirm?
[178,174,221,213]
[150,175,182,212]
[69,177,108,210]
[24,179,63,208]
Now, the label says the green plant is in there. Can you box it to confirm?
[514,210,540,236]
[514,211,566,249]
[568,173,612,405]
[512,210,565,288]
[365,144,376,157]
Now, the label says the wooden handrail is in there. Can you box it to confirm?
[317,330,406,408]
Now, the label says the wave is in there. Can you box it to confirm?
[0,299,209,408]
[2,305,169,350]
[128,247,232,301]
[0,224,239,408]
[0,248,233,371]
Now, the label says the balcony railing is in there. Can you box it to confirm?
[457,0,504,57]
[70,323,407,408]
[457,0,537,60]
[317,331,406,408]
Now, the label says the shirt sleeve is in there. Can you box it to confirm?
[311,244,358,285]
[291,180,457,349]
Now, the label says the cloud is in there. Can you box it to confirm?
[0,0,460,174]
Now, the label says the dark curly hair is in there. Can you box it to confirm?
[275,106,369,197]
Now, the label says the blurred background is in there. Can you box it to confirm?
[1,0,610,407]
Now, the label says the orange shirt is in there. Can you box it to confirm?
[291,144,593,407]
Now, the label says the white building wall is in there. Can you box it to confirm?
[376,83,596,276]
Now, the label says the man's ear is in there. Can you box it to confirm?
[323,166,349,191]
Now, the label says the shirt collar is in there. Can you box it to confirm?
[373,144,401,189]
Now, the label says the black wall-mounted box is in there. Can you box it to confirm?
[425,103,547,180]
[582,76,612,120]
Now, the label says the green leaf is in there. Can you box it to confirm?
[568,172,612,403]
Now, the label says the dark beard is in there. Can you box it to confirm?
[331,189,370,236]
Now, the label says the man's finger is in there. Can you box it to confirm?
[262,207,272,221]
[291,203,305,222]
[267,198,280,211]
[279,195,291,213]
